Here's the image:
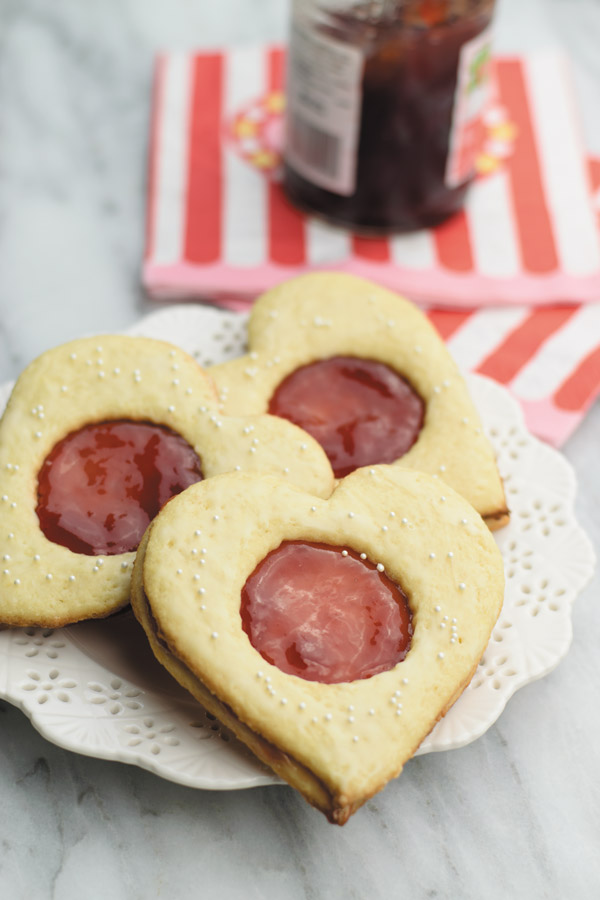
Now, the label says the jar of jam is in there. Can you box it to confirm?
[283,0,495,232]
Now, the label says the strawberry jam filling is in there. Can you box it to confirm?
[241,541,412,684]
[37,420,203,556]
[268,356,424,478]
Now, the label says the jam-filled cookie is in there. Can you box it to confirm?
[131,466,505,824]
[0,336,333,627]
[210,273,509,529]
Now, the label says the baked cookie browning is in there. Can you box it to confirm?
[132,466,505,824]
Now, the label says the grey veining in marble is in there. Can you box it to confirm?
[0,1,599,898]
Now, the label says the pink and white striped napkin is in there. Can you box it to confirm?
[144,46,600,306]
[143,44,600,446]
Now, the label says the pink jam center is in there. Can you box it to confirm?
[37,420,203,556]
[268,356,424,478]
[241,541,412,684]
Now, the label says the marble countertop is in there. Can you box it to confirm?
[0,1,599,897]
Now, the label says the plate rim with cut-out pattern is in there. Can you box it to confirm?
[0,305,595,790]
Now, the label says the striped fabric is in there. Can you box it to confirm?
[143,45,600,446]
[428,304,600,446]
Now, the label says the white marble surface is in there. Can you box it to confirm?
[0,0,599,897]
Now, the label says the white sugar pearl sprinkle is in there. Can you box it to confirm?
[438,652,445,659]
[353,736,359,743]
[429,552,436,559]
[447,551,454,559]
[360,553,367,560]
[458,582,466,590]
[376,563,385,572]
[434,605,442,612]
[342,550,348,557]
[325,713,332,722]
[211,631,219,639]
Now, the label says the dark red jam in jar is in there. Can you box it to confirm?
[284,0,495,232]
[268,356,424,477]
[241,541,412,683]
[37,420,203,556]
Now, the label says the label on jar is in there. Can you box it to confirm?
[285,21,364,196]
[445,26,493,188]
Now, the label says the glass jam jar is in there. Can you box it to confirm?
[283,0,495,232]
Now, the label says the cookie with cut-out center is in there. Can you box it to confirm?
[210,273,509,529]
[131,466,504,824]
[0,335,333,627]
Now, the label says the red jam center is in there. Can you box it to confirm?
[241,541,412,684]
[268,356,424,478]
[37,420,203,556]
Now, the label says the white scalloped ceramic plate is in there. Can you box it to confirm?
[0,306,595,789]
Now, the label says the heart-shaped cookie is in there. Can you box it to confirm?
[0,335,333,627]
[131,466,504,824]
[210,273,509,529]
